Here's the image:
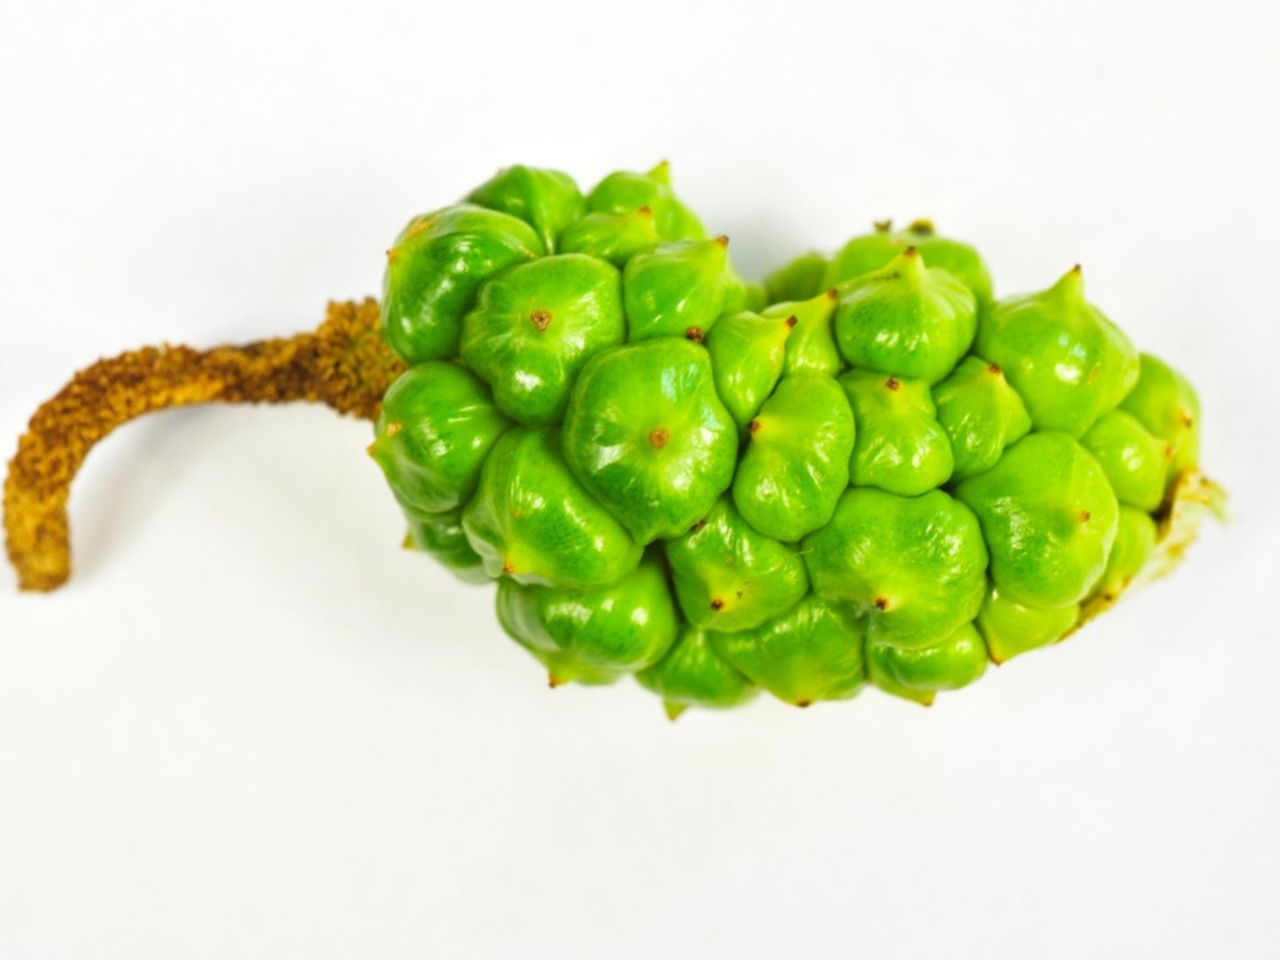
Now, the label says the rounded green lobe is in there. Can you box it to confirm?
[976,585,1079,664]
[769,290,844,378]
[976,268,1139,437]
[587,163,706,241]
[763,251,829,304]
[826,220,994,306]
[839,370,953,496]
[370,363,511,515]
[1119,353,1201,483]
[664,498,809,633]
[636,626,757,716]
[867,622,988,705]
[1081,410,1167,511]
[931,356,1032,480]
[404,507,488,584]
[834,249,977,385]
[712,596,865,706]
[558,207,661,267]
[467,165,586,253]
[460,254,625,425]
[733,376,855,542]
[496,553,678,686]
[1092,506,1156,601]
[623,238,731,341]
[803,487,988,649]
[955,431,1120,609]
[562,339,737,544]
[705,311,793,429]
[381,205,545,363]
[462,428,641,589]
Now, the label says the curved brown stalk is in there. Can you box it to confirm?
[4,298,405,592]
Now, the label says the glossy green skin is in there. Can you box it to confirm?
[825,220,994,306]
[956,432,1119,609]
[768,291,843,378]
[664,498,809,633]
[733,376,855,542]
[976,268,1139,437]
[460,254,625,425]
[764,251,829,304]
[975,585,1079,664]
[462,428,641,589]
[467,165,586,253]
[839,370,953,496]
[404,507,488,584]
[834,249,978,385]
[382,205,544,363]
[496,553,678,685]
[712,595,865,706]
[559,207,661,267]
[932,356,1031,480]
[1092,507,1156,601]
[1081,410,1167,512]
[705,311,792,429]
[1119,353,1201,483]
[623,238,730,341]
[587,163,706,241]
[867,623,988,705]
[562,339,738,544]
[803,487,988,649]
[636,626,757,716]
[371,363,511,515]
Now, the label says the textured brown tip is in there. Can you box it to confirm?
[873,219,892,233]
[649,428,670,449]
[795,699,813,709]
[987,363,1002,376]
[902,246,920,258]
[685,327,704,343]
[785,315,798,329]
[825,287,840,301]
[715,235,730,248]
[530,309,552,332]
[748,419,762,435]
[884,377,901,391]
[637,204,653,217]
[709,598,725,611]
[874,596,889,611]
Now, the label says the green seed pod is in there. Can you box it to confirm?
[462,428,641,588]
[664,498,809,633]
[955,431,1120,609]
[370,362,511,515]
[404,507,488,584]
[558,206,662,267]
[704,311,794,429]
[834,248,978,385]
[975,585,1079,664]
[623,237,731,341]
[381,205,544,363]
[826,219,994,306]
[711,595,865,707]
[931,356,1032,481]
[636,625,757,719]
[1091,506,1157,602]
[720,268,769,317]
[1119,353,1201,483]
[866,622,988,705]
[562,339,737,543]
[466,165,586,253]
[733,376,855,542]
[495,552,678,686]
[586,161,706,241]
[839,370,954,496]
[976,267,1139,437]
[803,487,988,649]
[459,254,625,426]
[763,251,829,304]
[767,290,843,378]
[1080,410,1168,511]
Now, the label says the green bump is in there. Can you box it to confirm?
[768,290,843,378]
[562,339,738,543]
[976,267,1139,437]
[462,428,641,589]
[803,487,988,649]
[460,254,625,426]
[403,507,488,584]
[1119,353,1201,484]
[976,585,1079,664]
[467,165,586,253]
[733,376,855,542]
[826,219,994,306]
[839,370,953,496]
[1091,506,1157,601]
[558,206,661,267]
[712,595,865,706]
[636,626,757,718]
[867,622,988,705]
[623,237,731,341]
[370,362,511,516]
[664,498,809,633]
[586,162,706,241]
[956,431,1120,609]
[764,251,829,304]
[496,553,678,686]
[834,248,978,385]
[381,204,545,363]
[932,356,1032,480]
[1081,410,1168,511]
[705,311,793,429]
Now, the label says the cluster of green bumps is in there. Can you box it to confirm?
[371,162,1202,716]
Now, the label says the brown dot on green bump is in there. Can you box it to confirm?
[649,428,670,448]
[530,310,552,331]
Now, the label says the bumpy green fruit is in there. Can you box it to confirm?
[1119,353,1201,483]
[826,219,994,306]
[764,251,829,304]
[956,432,1119,609]
[834,248,978,385]
[1081,410,1167,511]
[467,165,586,253]
[637,626,757,719]
[559,206,662,266]
[704,311,793,429]
[496,553,677,686]
[976,267,1139,437]
[587,162,706,242]
[932,356,1031,480]
[867,623,988,705]
[770,290,843,378]
[975,586,1080,664]
[404,508,488,584]
[840,370,953,496]
[623,237,731,341]
[1092,506,1157,602]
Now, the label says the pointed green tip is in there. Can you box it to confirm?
[1050,263,1086,301]
[663,701,688,721]
[647,159,672,184]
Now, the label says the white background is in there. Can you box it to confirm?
[2,1,1277,957]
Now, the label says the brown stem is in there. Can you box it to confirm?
[4,298,405,592]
